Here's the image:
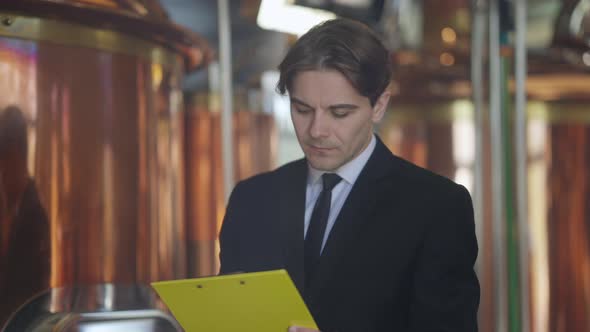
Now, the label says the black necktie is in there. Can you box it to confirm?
[304,173,342,288]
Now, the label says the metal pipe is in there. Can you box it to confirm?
[514,0,530,331]
[471,0,486,278]
[489,0,508,331]
[217,0,234,202]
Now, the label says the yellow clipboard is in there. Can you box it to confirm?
[151,269,318,332]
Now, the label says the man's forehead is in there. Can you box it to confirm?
[289,83,366,109]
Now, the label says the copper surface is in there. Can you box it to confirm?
[0,0,212,70]
[184,108,277,277]
[545,121,590,332]
[233,111,277,181]
[379,102,471,180]
[185,110,219,277]
[0,11,182,69]
[523,101,590,332]
[0,35,187,325]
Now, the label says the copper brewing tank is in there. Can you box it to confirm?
[0,0,211,329]
[184,93,277,278]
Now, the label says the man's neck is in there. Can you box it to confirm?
[308,134,376,185]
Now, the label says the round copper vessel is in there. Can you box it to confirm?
[0,0,210,329]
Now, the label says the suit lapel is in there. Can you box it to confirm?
[308,138,401,292]
[279,159,308,295]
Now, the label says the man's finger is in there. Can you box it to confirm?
[288,327,320,332]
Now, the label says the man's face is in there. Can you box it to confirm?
[289,70,390,171]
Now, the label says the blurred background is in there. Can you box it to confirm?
[0,0,589,331]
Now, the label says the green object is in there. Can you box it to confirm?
[501,52,522,332]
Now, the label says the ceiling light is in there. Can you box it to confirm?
[257,0,336,36]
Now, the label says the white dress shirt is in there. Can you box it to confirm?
[304,134,376,252]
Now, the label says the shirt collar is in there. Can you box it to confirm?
[307,134,376,186]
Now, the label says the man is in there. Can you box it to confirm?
[219,18,479,331]
[0,106,50,327]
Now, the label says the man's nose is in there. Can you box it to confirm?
[309,112,329,139]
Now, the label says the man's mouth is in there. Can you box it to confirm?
[307,144,335,153]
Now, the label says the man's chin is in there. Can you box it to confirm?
[306,157,340,172]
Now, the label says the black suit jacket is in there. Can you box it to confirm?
[219,137,479,331]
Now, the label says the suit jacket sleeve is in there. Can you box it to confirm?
[408,185,480,331]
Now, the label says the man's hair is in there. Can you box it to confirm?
[277,18,391,106]
[0,105,28,158]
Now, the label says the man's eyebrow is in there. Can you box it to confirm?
[290,98,358,110]
[290,97,312,108]
[328,104,358,110]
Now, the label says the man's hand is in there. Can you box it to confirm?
[288,327,320,332]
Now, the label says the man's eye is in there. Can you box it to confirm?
[295,108,311,114]
[332,111,349,118]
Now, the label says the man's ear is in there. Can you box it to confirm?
[371,89,391,123]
